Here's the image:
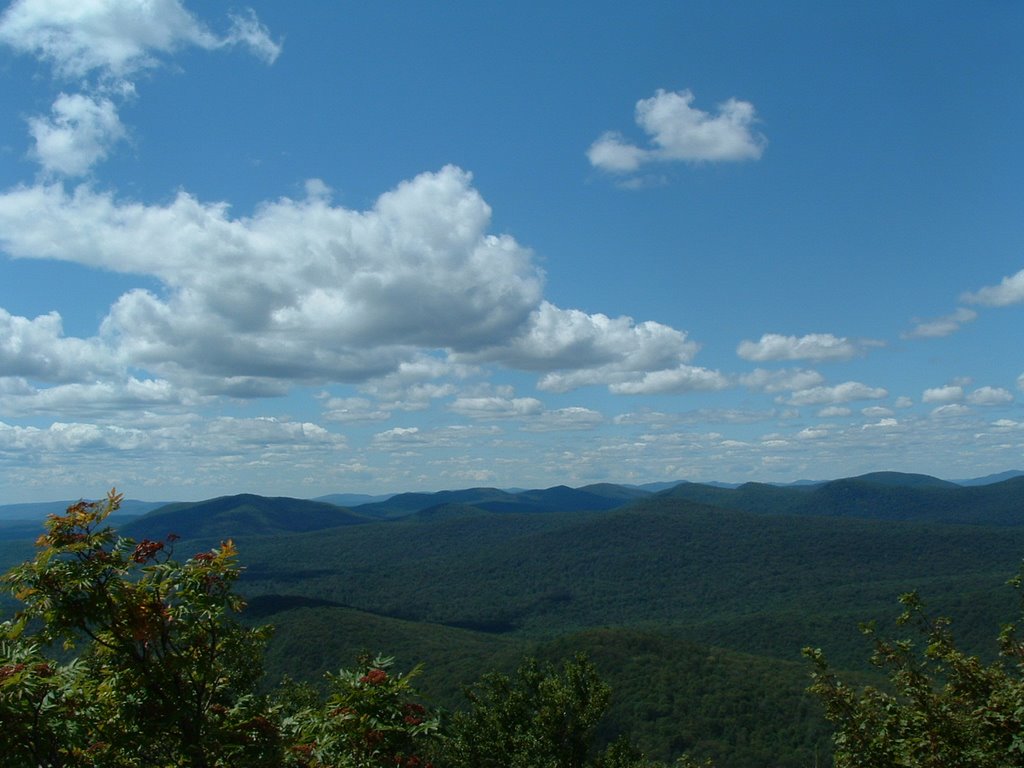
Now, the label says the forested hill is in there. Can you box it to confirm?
[98,470,1024,542]
[3,470,1024,532]
[658,472,1024,524]
[120,493,372,540]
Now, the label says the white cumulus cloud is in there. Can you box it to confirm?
[741,367,824,393]
[466,301,707,394]
[588,89,765,174]
[737,333,865,362]
[28,92,126,176]
[608,365,729,395]
[0,167,563,391]
[449,396,544,420]
[0,166,705,403]
[922,385,964,404]
[0,0,280,79]
[786,382,888,406]
[0,308,118,383]
[962,268,1024,307]
[966,386,1013,406]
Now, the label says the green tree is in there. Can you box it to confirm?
[805,572,1024,767]
[444,653,612,768]
[0,490,440,768]
[2,490,280,766]
[281,654,440,767]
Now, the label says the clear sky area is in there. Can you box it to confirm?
[0,1,1022,502]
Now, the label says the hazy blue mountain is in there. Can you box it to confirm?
[956,469,1024,486]
[658,474,1024,524]
[350,484,641,518]
[0,498,166,522]
[313,492,395,506]
[121,494,369,541]
[847,471,959,489]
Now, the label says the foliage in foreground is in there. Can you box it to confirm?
[0,491,685,767]
[0,491,440,767]
[805,578,1024,767]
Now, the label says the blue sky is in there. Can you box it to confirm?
[0,1,1022,503]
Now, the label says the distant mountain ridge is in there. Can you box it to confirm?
[0,498,166,522]
[120,494,370,541]
[659,473,1024,525]
[3,470,1023,535]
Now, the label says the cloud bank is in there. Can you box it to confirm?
[0,166,711,398]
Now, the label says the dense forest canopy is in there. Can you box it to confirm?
[2,480,1024,766]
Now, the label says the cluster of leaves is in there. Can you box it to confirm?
[281,656,440,768]
[805,577,1024,767]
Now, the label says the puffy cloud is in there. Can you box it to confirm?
[962,268,1024,307]
[0,414,343,458]
[737,333,865,362]
[205,416,340,447]
[786,382,888,406]
[371,426,425,449]
[817,406,851,418]
[588,89,765,173]
[359,356,469,410]
[922,385,963,404]
[481,301,696,371]
[28,93,126,176]
[0,377,197,418]
[861,406,894,418]
[741,367,824,393]
[0,0,279,79]
[607,365,729,395]
[903,307,977,339]
[466,301,705,394]
[0,308,118,383]
[0,168,545,388]
[0,420,146,452]
[966,386,1013,406]
[449,396,544,420]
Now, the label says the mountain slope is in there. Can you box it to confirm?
[121,494,369,541]
[351,484,641,517]
[235,496,1024,668]
[659,475,1024,524]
